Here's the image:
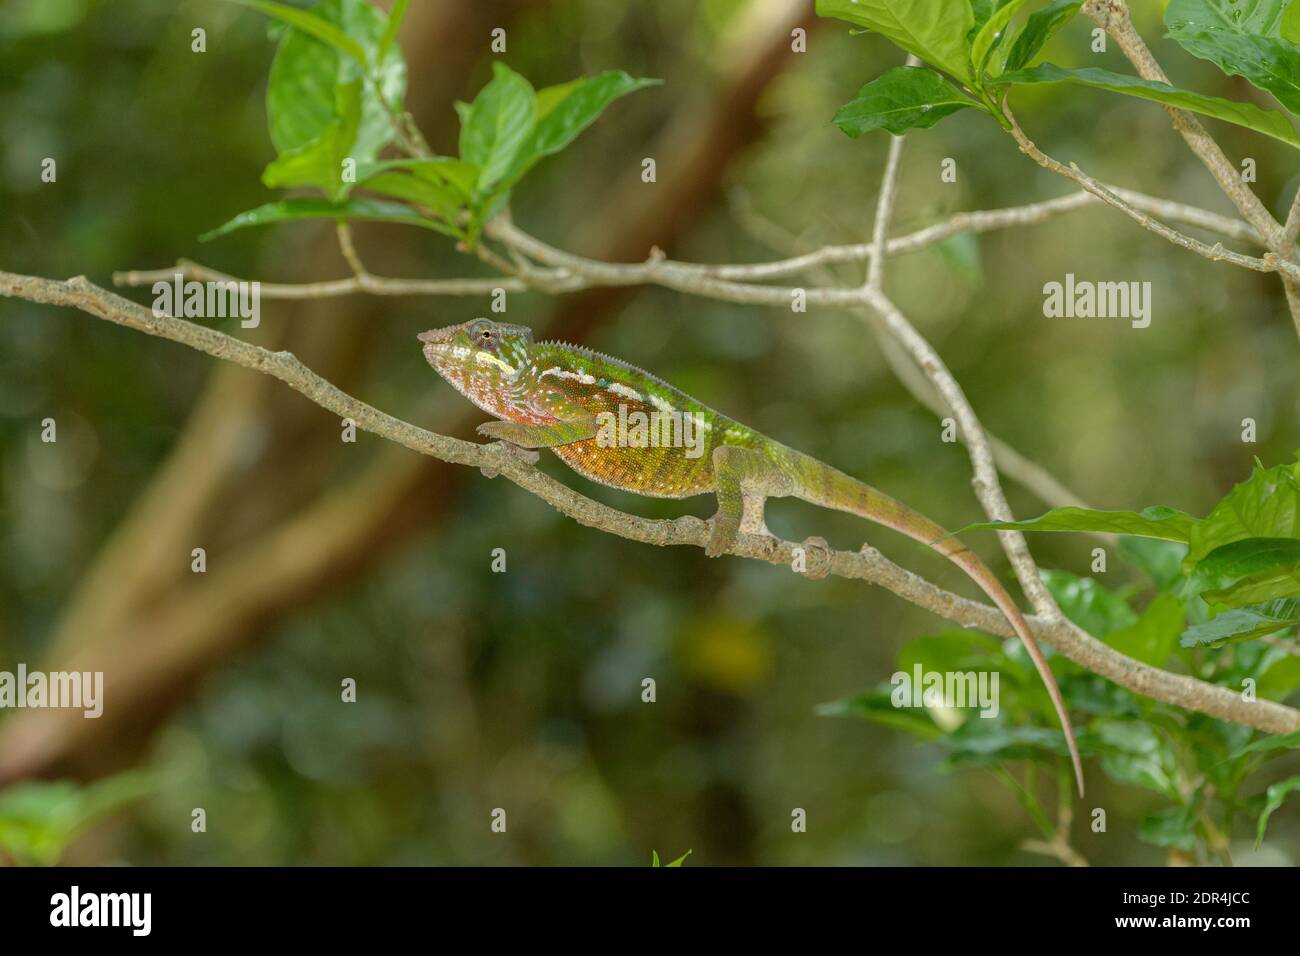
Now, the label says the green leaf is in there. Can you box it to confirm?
[998,63,1300,148]
[262,78,362,199]
[1186,460,1300,570]
[357,157,478,198]
[223,0,368,65]
[815,0,977,83]
[201,197,452,240]
[1094,719,1180,799]
[1258,642,1300,700]
[1231,728,1300,758]
[1166,0,1300,114]
[1179,597,1300,646]
[360,172,462,224]
[525,71,660,163]
[833,66,986,137]
[356,158,477,229]
[1040,569,1137,637]
[897,631,1003,676]
[816,685,944,739]
[0,772,151,866]
[1256,775,1300,847]
[1185,537,1300,606]
[359,158,480,206]
[378,0,409,61]
[1286,0,1300,41]
[1004,0,1081,72]
[957,505,1197,542]
[1106,592,1183,667]
[971,0,1029,75]
[939,720,1077,766]
[650,848,693,866]
[1138,804,1198,851]
[969,0,1000,35]
[535,78,583,118]
[458,62,538,196]
[265,0,406,168]
[1118,536,1188,590]
[477,70,659,199]
[1176,0,1291,34]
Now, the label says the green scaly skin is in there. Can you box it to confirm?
[420,318,1084,795]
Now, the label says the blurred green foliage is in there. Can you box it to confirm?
[651,848,691,866]
[0,772,151,865]
[1,0,1298,866]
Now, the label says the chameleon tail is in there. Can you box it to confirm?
[799,461,1085,797]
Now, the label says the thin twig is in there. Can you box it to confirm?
[695,189,1261,281]
[336,222,369,279]
[864,55,916,291]
[113,259,532,298]
[1004,111,1300,282]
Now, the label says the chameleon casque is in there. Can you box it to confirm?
[420,318,1084,795]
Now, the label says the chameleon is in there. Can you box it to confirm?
[419,318,1084,795]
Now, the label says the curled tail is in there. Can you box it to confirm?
[799,460,1084,796]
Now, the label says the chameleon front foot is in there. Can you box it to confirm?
[705,511,742,558]
[476,421,535,448]
[479,434,541,470]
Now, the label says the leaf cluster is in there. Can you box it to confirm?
[819,0,1300,147]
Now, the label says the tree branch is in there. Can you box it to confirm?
[113,258,533,298]
[5,268,1294,740]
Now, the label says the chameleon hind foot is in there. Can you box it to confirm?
[478,438,541,475]
[705,509,742,558]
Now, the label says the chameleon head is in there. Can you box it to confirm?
[418,318,535,418]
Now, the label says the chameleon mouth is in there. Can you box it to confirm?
[419,335,475,379]
[418,327,466,373]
